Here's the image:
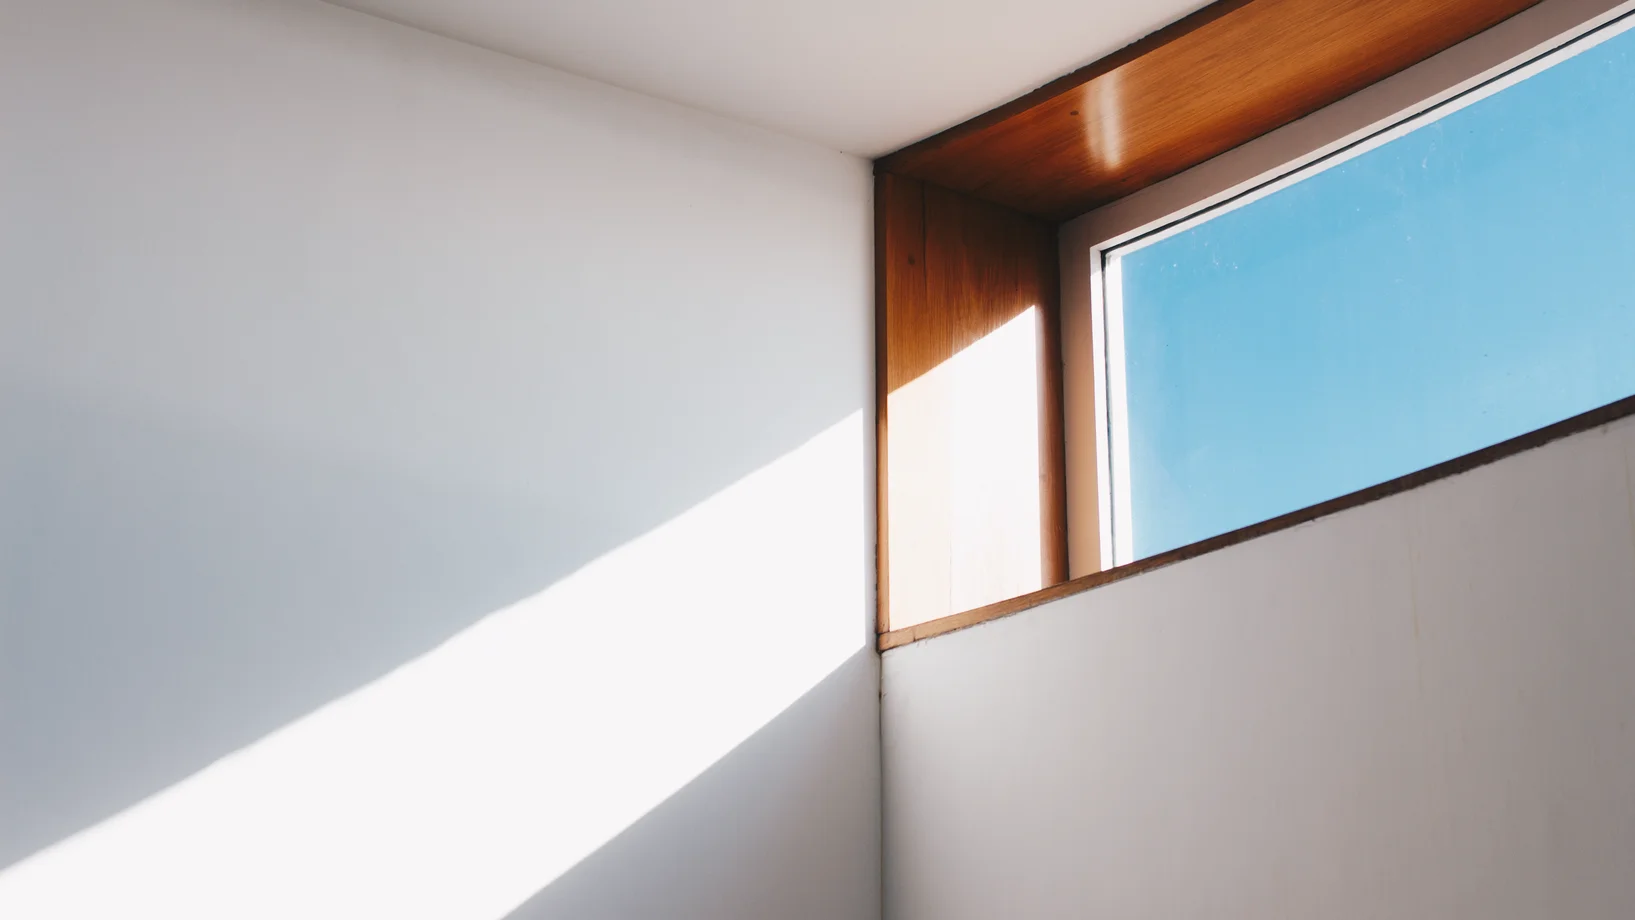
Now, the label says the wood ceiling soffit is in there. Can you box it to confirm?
[876,0,1545,221]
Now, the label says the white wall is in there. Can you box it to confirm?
[0,1,878,918]
[883,414,1635,919]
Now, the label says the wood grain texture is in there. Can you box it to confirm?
[1036,266,1068,589]
[877,177,1067,632]
[877,0,1543,220]
[875,174,925,634]
[879,392,1635,651]
[904,184,1055,391]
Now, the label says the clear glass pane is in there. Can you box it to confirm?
[1110,20,1635,562]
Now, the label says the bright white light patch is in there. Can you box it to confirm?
[0,412,867,920]
[887,307,1043,628]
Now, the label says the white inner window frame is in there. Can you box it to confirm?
[1078,1,1635,569]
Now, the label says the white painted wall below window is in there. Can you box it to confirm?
[884,413,1635,920]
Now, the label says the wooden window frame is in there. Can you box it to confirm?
[876,0,1630,650]
[1093,1,1635,571]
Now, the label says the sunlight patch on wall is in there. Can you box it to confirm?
[0,411,868,920]
[887,307,1042,629]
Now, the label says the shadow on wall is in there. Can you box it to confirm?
[0,379,592,866]
[0,1,877,914]
[505,649,880,920]
[0,377,876,918]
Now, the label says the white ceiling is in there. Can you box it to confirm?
[327,0,1209,157]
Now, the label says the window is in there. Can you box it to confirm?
[1097,10,1635,565]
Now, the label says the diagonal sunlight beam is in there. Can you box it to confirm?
[0,411,867,920]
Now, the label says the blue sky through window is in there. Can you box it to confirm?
[1113,18,1635,561]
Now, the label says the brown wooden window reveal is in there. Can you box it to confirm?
[875,0,1550,649]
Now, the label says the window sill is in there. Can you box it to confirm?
[879,391,1635,652]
